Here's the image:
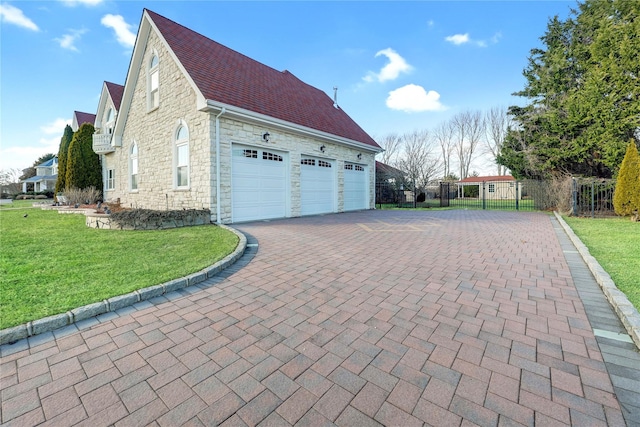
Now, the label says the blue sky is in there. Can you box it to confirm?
[1,0,574,172]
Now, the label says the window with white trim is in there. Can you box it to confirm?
[105,108,115,134]
[130,143,138,190]
[148,53,159,110]
[488,183,495,193]
[175,124,189,188]
[106,169,115,190]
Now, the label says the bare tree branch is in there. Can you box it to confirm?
[452,110,485,179]
[485,106,511,175]
[397,130,441,205]
[375,133,403,167]
[433,120,455,179]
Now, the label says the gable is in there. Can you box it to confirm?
[95,81,124,130]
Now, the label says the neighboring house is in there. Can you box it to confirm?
[375,161,405,184]
[71,111,96,132]
[375,161,407,204]
[93,81,124,194]
[21,157,58,193]
[457,175,522,200]
[97,9,381,223]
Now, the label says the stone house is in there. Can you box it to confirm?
[71,111,96,132]
[96,9,381,223]
[92,81,124,194]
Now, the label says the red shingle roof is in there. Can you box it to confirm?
[105,81,124,110]
[458,175,515,183]
[146,9,380,149]
[74,111,96,126]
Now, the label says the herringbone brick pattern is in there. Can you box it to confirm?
[0,210,628,426]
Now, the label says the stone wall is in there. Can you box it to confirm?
[103,30,212,213]
[86,209,211,230]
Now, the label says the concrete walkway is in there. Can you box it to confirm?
[1,210,638,426]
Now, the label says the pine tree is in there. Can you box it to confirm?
[65,123,103,193]
[613,140,640,217]
[55,125,74,194]
[500,0,640,178]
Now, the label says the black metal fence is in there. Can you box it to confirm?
[572,178,616,217]
[375,177,618,216]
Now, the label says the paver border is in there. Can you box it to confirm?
[0,224,247,346]
[554,211,640,349]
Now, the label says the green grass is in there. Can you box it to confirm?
[563,216,640,311]
[0,207,239,329]
[0,199,43,209]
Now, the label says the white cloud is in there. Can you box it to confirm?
[446,32,500,48]
[101,14,136,48]
[445,33,470,45]
[363,48,412,83]
[0,138,61,171]
[41,118,71,135]
[55,28,87,52]
[0,3,39,31]
[58,0,103,6]
[385,84,446,113]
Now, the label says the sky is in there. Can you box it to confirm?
[1,0,575,174]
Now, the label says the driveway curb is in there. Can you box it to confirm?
[0,224,247,346]
[554,211,640,349]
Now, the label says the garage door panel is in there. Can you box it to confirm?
[301,157,334,216]
[232,145,287,222]
[344,163,367,211]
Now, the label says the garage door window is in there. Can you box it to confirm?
[319,160,331,168]
[263,151,283,162]
[241,149,257,158]
[301,159,315,166]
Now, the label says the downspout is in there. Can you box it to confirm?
[215,107,226,224]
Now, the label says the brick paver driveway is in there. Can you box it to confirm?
[0,210,628,426]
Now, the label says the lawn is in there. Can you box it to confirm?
[0,206,239,329]
[563,216,640,311]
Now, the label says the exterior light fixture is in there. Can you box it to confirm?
[357,153,362,160]
[262,132,270,142]
[320,145,325,153]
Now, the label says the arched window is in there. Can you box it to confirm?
[130,142,138,190]
[105,108,114,134]
[148,53,159,110]
[175,123,189,188]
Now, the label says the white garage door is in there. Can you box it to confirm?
[300,157,335,216]
[344,163,367,211]
[232,145,287,222]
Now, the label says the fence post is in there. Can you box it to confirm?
[591,181,595,218]
[515,181,519,211]
[482,181,486,210]
[572,178,578,216]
